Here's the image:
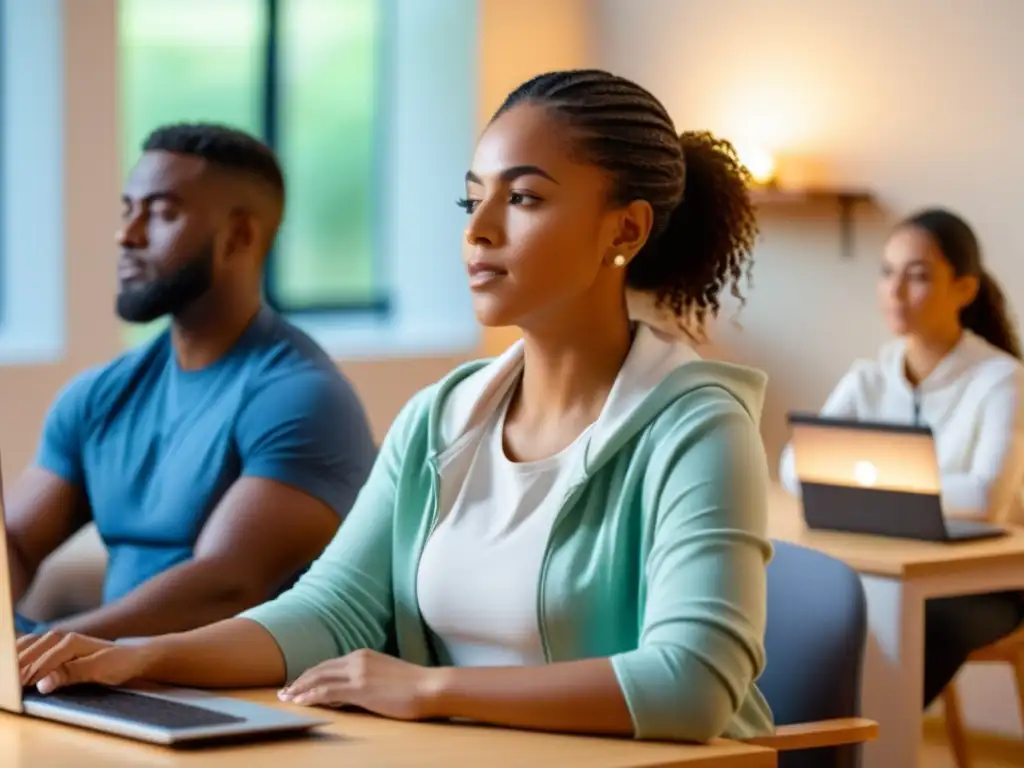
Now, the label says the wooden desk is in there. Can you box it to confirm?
[768,484,1024,767]
[0,690,775,767]
[767,485,1024,578]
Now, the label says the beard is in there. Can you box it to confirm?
[116,245,215,324]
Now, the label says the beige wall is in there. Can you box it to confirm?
[0,2,123,479]
[477,0,595,356]
[594,0,1024,738]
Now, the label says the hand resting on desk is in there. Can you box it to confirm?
[277,649,441,719]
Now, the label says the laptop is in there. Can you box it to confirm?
[787,412,1007,542]
[0,468,328,745]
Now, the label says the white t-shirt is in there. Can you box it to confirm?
[416,382,593,667]
[779,331,1024,524]
[415,323,705,667]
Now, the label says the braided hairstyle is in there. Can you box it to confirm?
[492,69,758,334]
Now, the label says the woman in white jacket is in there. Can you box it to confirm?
[780,208,1024,708]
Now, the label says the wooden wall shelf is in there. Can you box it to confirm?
[749,187,875,258]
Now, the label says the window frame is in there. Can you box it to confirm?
[260,0,391,318]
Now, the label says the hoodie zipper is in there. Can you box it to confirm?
[912,390,922,426]
[535,480,588,663]
[411,456,443,664]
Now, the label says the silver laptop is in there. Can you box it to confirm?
[787,412,1006,542]
[0,466,328,745]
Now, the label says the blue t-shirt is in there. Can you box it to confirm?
[34,306,376,607]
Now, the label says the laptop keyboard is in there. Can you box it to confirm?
[24,684,246,730]
[946,518,1003,539]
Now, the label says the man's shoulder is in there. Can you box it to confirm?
[237,309,349,383]
[233,311,371,429]
[55,333,171,413]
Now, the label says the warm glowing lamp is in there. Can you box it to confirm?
[735,143,777,187]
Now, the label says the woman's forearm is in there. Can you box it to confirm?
[430,658,634,736]
[141,618,287,689]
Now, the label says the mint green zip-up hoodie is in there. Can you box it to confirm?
[240,324,775,743]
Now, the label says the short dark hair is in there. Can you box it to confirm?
[492,69,758,333]
[142,122,285,201]
[900,208,1021,359]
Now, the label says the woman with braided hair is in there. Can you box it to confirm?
[19,70,774,743]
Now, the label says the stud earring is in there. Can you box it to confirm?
[612,254,627,267]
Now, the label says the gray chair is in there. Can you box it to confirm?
[742,539,877,767]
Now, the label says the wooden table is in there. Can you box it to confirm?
[0,690,776,767]
[767,484,1024,767]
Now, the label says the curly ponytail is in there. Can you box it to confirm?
[492,70,758,336]
[627,131,758,330]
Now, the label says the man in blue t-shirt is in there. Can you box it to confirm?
[7,123,376,640]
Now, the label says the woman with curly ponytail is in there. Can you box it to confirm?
[19,70,774,744]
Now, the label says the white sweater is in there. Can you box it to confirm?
[779,331,1024,525]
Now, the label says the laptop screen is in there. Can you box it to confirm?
[0,464,28,712]
[788,413,942,496]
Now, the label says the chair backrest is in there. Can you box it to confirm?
[761,539,868,768]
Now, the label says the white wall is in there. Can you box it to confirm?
[595,0,1024,737]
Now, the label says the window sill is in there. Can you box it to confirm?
[291,312,481,360]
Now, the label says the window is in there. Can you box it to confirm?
[118,0,382,334]
[119,1,265,163]
[0,0,64,364]
[119,0,478,357]
[272,0,383,312]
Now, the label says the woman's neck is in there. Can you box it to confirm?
[513,307,633,428]
[903,326,963,387]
